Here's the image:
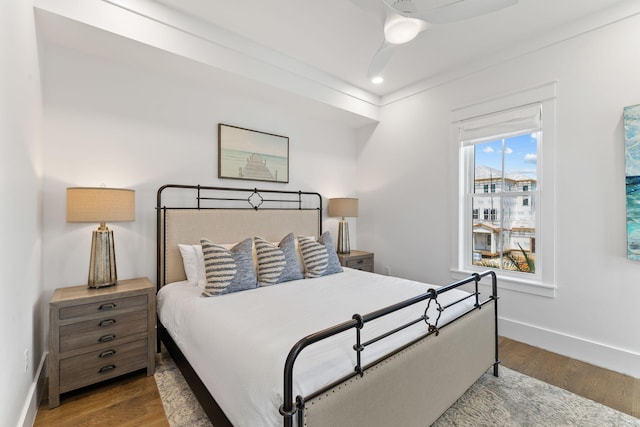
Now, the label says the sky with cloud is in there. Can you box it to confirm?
[475,133,538,179]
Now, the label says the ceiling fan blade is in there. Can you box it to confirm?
[383,0,418,15]
[367,41,398,78]
[416,0,517,24]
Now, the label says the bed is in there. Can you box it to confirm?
[156,184,499,427]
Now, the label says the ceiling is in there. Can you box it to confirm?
[34,0,638,127]
[154,0,632,97]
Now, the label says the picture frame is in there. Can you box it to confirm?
[624,104,640,260]
[218,124,289,183]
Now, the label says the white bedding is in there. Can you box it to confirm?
[157,268,476,427]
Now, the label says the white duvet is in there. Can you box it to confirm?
[157,268,475,427]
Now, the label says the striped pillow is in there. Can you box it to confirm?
[200,238,257,297]
[298,231,343,278]
[254,233,303,286]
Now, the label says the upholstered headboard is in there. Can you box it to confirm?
[156,185,322,288]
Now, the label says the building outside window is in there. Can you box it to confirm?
[467,132,538,274]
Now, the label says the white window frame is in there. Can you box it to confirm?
[451,82,557,297]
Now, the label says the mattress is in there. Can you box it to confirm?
[157,268,476,427]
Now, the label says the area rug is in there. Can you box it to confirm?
[155,350,640,426]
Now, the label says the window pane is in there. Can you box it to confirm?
[502,195,536,274]
[471,196,501,268]
[503,133,538,192]
[472,195,536,273]
[474,140,502,194]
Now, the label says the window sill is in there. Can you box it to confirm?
[450,268,556,298]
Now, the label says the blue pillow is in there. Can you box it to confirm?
[254,233,304,286]
[200,238,257,297]
[298,231,343,278]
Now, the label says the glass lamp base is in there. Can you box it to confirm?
[337,220,350,254]
[88,228,118,288]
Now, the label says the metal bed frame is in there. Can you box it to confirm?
[156,184,499,427]
[281,271,498,427]
[156,184,323,290]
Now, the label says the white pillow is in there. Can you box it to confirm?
[177,244,206,288]
[178,244,198,285]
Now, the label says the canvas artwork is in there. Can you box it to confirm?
[218,124,289,183]
[624,104,640,260]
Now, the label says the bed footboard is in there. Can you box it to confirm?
[281,271,499,427]
[302,299,496,427]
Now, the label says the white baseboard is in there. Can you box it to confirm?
[499,317,640,379]
[19,351,47,427]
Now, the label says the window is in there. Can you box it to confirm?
[453,82,556,296]
[465,130,538,275]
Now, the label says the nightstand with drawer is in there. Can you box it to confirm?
[48,277,156,408]
[338,250,374,272]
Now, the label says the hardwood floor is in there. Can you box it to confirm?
[34,337,639,425]
[498,336,640,419]
[35,371,168,427]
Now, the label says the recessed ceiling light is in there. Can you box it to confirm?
[371,76,384,84]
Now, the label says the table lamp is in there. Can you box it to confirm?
[67,187,135,288]
[328,198,359,254]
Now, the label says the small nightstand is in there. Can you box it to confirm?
[48,277,156,408]
[338,250,374,272]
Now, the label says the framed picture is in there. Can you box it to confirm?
[624,104,640,260]
[218,124,289,183]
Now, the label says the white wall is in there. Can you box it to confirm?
[40,41,359,301]
[358,13,640,377]
[0,1,44,426]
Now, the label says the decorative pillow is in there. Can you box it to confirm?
[178,244,206,288]
[178,244,199,285]
[295,236,314,274]
[298,231,343,278]
[200,238,258,297]
[254,233,303,286]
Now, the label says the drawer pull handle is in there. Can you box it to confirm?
[356,259,363,264]
[99,319,116,327]
[98,364,116,374]
[98,303,117,311]
[99,349,117,358]
[98,334,116,343]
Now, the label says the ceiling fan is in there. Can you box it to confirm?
[366,0,518,82]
